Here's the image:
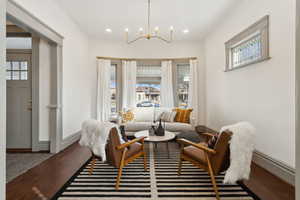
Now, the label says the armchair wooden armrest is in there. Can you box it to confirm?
[116,136,146,150]
[201,132,216,138]
[177,138,216,154]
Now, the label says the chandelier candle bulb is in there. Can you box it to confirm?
[125,0,174,44]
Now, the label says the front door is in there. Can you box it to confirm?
[6,52,32,149]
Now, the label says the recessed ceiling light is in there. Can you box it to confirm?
[183,29,189,34]
[125,28,129,32]
[105,28,112,33]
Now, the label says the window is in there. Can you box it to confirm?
[136,65,161,107]
[225,15,269,71]
[6,61,28,80]
[110,64,117,114]
[176,64,190,108]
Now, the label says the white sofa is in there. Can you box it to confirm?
[123,107,195,136]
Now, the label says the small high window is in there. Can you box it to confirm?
[225,15,270,71]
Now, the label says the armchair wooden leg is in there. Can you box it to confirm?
[116,150,126,190]
[178,155,183,175]
[206,154,220,200]
[116,166,123,190]
[143,152,147,172]
[89,157,96,175]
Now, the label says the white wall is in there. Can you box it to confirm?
[88,39,206,122]
[0,0,6,198]
[13,0,93,139]
[39,39,51,141]
[204,0,295,167]
[296,0,300,197]
[6,37,32,49]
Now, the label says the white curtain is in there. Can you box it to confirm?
[161,60,174,107]
[188,59,201,124]
[122,60,137,109]
[96,59,111,121]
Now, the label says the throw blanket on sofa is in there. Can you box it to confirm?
[220,122,255,184]
[79,120,124,161]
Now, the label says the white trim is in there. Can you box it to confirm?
[60,131,81,151]
[37,141,50,151]
[6,0,64,154]
[6,0,63,45]
[296,0,300,197]
[0,0,6,198]
[253,150,295,185]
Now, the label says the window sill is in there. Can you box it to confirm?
[224,56,271,72]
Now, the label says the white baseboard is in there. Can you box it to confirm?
[37,141,50,151]
[60,131,81,151]
[252,150,295,185]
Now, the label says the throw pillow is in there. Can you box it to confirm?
[160,111,177,122]
[207,135,218,149]
[120,110,134,123]
[173,108,193,124]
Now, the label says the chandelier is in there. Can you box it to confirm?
[125,0,174,44]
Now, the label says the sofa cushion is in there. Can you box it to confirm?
[173,108,193,124]
[164,122,194,132]
[132,107,154,122]
[124,122,152,132]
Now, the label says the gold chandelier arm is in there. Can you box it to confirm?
[127,35,146,44]
[152,35,172,43]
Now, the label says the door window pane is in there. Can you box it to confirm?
[6,62,11,70]
[20,61,28,70]
[6,61,29,80]
[12,71,20,80]
[6,71,11,80]
[12,62,20,70]
[20,71,28,80]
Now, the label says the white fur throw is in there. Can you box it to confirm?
[220,122,255,184]
[79,120,124,161]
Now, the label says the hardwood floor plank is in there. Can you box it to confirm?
[6,142,295,200]
[6,142,91,200]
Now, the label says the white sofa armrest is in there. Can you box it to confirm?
[189,116,196,127]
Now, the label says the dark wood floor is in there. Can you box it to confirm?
[6,142,295,200]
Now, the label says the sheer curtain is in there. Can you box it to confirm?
[188,59,200,124]
[96,59,111,121]
[161,60,174,107]
[122,60,137,109]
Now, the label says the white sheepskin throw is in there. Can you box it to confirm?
[220,122,255,184]
[79,120,124,161]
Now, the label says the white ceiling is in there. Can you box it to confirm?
[56,0,237,41]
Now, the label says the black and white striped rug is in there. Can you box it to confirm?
[52,142,260,200]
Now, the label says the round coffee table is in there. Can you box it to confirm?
[134,130,176,158]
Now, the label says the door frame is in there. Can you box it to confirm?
[296,0,300,198]
[6,0,64,153]
[0,0,6,198]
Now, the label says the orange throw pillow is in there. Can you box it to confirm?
[173,108,193,124]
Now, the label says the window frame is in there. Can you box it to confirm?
[225,15,270,72]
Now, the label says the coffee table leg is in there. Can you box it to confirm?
[166,141,170,158]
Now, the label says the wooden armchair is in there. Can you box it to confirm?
[177,130,232,200]
[88,127,147,190]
